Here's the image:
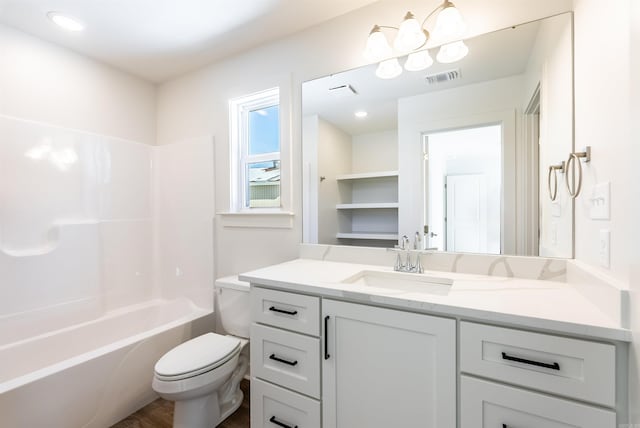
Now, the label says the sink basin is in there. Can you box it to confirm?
[340,270,453,296]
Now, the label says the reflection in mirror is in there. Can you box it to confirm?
[302,13,573,258]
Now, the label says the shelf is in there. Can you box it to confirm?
[336,203,399,210]
[336,232,399,241]
[336,171,399,181]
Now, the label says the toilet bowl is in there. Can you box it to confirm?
[152,275,250,428]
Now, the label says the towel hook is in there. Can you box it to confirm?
[565,146,591,199]
[547,161,565,201]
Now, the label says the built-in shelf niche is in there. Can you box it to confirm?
[336,171,399,246]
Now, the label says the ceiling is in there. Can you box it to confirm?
[303,19,542,136]
[0,0,380,82]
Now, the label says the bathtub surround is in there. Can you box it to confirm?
[0,117,215,426]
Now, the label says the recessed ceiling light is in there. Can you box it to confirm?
[355,111,368,118]
[47,12,85,32]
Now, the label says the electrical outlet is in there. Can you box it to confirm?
[599,230,610,268]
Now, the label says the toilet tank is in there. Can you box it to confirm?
[215,275,250,338]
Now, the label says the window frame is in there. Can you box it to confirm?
[230,87,281,211]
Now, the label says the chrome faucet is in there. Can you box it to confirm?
[393,233,424,273]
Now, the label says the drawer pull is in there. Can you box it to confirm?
[269,354,298,366]
[324,315,330,360]
[270,416,298,428]
[269,306,298,316]
[501,352,560,370]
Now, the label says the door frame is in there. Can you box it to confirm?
[409,110,516,254]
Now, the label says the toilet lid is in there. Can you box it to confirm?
[154,333,241,379]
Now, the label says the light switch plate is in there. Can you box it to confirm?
[590,182,610,220]
[599,230,610,268]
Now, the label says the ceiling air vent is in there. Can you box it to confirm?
[425,69,461,85]
[328,84,357,97]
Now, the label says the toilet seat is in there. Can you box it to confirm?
[154,333,241,381]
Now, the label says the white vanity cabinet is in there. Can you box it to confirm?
[249,283,623,428]
[250,287,456,428]
[460,322,618,427]
[250,287,322,428]
[322,299,456,428]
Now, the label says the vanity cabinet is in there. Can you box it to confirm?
[460,322,617,427]
[322,299,456,428]
[249,284,622,428]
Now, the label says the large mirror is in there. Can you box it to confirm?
[302,13,573,258]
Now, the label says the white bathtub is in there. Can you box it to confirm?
[0,298,212,428]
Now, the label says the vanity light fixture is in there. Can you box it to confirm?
[364,1,468,79]
[47,12,85,32]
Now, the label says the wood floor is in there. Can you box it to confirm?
[111,379,250,428]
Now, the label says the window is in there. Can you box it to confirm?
[230,88,281,210]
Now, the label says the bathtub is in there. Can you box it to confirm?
[0,298,212,428]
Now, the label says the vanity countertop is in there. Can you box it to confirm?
[239,258,631,342]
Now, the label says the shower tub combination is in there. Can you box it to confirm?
[0,298,212,428]
[0,115,216,427]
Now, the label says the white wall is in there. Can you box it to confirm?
[352,130,397,173]
[628,0,640,422]
[0,24,156,145]
[156,0,573,277]
[573,0,631,284]
[317,117,352,245]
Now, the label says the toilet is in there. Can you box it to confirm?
[152,276,250,428]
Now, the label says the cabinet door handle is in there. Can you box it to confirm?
[269,354,298,366]
[324,315,330,360]
[501,352,560,370]
[270,416,298,428]
[269,306,298,316]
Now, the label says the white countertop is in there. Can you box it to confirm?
[240,258,631,342]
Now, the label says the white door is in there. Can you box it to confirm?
[446,174,487,253]
[322,300,456,428]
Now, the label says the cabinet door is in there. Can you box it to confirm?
[461,376,616,428]
[322,300,456,428]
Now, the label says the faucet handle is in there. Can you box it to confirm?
[402,235,409,250]
[414,231,421,250]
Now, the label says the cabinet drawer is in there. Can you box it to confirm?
[251,378,321,428]
[461,376,615,428]
[460,322,615,406]
[251,287,320,336]
[251,323,321,398]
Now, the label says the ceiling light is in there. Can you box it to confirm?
[394,12,427,54]
[364,25,392,62]
[436,40,469,63]
[47,12,84,32]
[363,1,467,80]
[376,58,403,79]
[405,50,433,71]
[433,1,467,42]
[355,111,368,118]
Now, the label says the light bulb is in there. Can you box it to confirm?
[436,40,469,63]
[404,50,434,71]
[394,12,427,54]
[364,25,392,62]
[433,3,466,42]
[355,111,368,118]
[376,58,403,79]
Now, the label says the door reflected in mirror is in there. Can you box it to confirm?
[302,13,573,258]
